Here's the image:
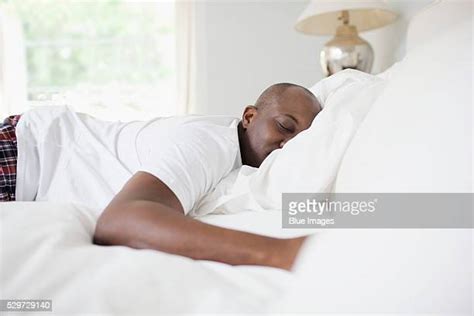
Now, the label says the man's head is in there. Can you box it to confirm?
[238,83,322,167]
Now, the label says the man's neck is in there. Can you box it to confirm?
[237,122,258,167]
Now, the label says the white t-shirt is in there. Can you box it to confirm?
[15,106,242,215]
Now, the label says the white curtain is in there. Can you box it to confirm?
[0,3,27,118]
[175,0,197,115]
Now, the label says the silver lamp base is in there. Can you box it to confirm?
[320,25,374,77]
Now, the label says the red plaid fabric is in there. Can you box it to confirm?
[0,115,21,201]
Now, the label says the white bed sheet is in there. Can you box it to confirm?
[0,202,296,314]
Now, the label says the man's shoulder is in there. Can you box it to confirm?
[157,115,240,145]
[143,115,239,134]
[139,115,241,155]
[177,115,239,128]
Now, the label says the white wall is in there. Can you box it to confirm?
[193,0,431,117]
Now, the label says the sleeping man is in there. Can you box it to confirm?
[0,83,321,270]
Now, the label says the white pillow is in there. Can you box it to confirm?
[308,69,377,106]
[334,16,472,193]
[247,70,387,210]
[406,0,472,52]
[277,16,472,314]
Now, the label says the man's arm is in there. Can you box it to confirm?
[93,172,306,270]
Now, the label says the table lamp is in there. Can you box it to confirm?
[295,0,398,76]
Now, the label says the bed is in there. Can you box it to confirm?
[1,1,472,314]
[1,202,299,314]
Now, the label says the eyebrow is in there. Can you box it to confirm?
[282,113,299,124]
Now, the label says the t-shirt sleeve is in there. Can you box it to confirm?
[137,122,238,215]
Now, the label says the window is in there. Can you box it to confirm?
[9,0,176,121]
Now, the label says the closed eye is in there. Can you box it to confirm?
[277,121,295,134]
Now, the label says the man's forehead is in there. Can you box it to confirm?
[258,85,321,121]
[271,97,319,117]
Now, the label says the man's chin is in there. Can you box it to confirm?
[256,152,273,166]
[260,148,283,165]
[249,148,276,167]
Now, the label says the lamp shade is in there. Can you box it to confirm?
[295,0,398,35]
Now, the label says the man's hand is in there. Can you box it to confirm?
[93,172,306,270]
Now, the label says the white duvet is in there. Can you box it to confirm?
[1,202,295,314]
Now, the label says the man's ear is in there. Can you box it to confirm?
[241,105,257,129]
